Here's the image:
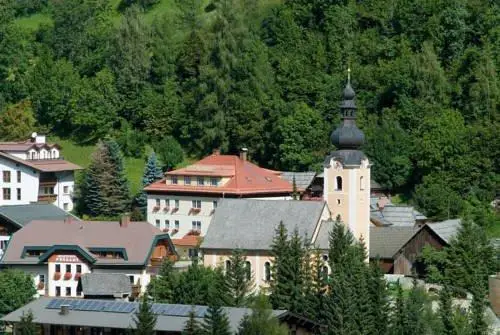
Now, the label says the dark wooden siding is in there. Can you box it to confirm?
[393,226,446,275]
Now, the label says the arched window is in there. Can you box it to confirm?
[225,260,231,273]
[245,261,251,281]
[336,176,342,191]
[321,266,329,281]
[264,262,271,281]
[360,176,365,190]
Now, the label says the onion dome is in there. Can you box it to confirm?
[330,68,365,149]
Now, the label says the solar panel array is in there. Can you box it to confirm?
[46,299,208,318]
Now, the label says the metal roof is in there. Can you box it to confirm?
[81,273,131,297]
[369,226,420,259]
[279,172,317,190]
[0,204,78,229]
[1,297,293,333]
[425,219,461,244]
[201,199,326,251]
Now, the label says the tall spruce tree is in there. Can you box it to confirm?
[201,303,231,335]
[438,284,455,335]
[132,296,157,335]
[137,151,163,211]
[225,249,254,307]
[390,282,406,335]
[469,282,488,335]
[183,308,202,335]
[366,261,389,335]
[79,139,130,217]
[287,229,305,315]
[404,279,427,335]
[269,221,291,310]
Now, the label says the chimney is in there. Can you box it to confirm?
[212,148,220,155]
[31,132,46,144]
[64,216,73,225]
[240,148,248,161]
[59,305,71,315]
[120,214,130,228]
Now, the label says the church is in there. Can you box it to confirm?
[201,71,373,288]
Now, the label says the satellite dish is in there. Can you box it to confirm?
[31,132,37,138]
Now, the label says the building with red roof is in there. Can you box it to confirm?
[144,149,294,249]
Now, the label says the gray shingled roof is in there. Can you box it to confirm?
[372,205,427,227]
[1,297,297,333]
[426,219,461,244]
[0,204,78,228]
[280,172,316,190]
[81,273,131,297]
[201,199,326,251]
[314,219,336,250]
[370,226,420,259]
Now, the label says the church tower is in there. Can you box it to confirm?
[323,69,371,253]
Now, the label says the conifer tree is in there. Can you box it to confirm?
[225,249,254,307]
[183,309,202,335]
[404,279,427,335]
[292,175,298,200]
[269,221,291,310]
[390,282,406,335]
[132,296,157,335]
[287,229,305,315]
[147,258,176,303]
[137,151,163,211]
[469,283,488,335]
[201,303,231,335]
[17,310,38,335]
[438,284,460,335]
[366,261,389,335]
[237,294,288,335]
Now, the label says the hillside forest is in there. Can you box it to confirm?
[0,0,498,230]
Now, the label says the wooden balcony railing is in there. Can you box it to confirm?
[38,194,57,203]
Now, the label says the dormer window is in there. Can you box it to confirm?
[210,177,218,186]
[184,176,191,185]
[171,176,178,185]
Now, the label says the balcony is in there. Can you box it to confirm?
[38,194,57,203]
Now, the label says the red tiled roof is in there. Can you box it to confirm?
[144,154,293,196]
[0,152,81,172]
[172,234,202,247]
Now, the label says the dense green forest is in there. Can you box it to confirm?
[0,0,498,228]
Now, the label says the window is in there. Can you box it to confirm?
[360,176,365,190]
[63,186,69,194]
[336,176,343,191]
[213,201,217,209]
[55,264,61,272]
[76,265,81,273]
[76,286,82,296]
[172,176,178,185]
[174,200,179,208]
[210,177,217,186]
[197,177,204,186]
[55,286,61,296]
[129,275,135,284]
[3,171,10,183]
[165,199,170,207]
[225,260,231,273]
[184,176,191,185]
[2,188,10,200]
[155,220,161,228]
[188,248,199,259]
[66,264,71,273]
[31,152,35,160]
[337,199,341,205]
[321,266,329,281]
[63,203,68,211]
[39,274,45,283]
[192,200,201,209]
[192,221,201,231]
[174,220,179,229]
[155,199,161,207]
[65,287,71,297]
[264,262,271,281]
[16,188,21,201]
[165,220,170,229]
[16,171,21,183]
[245,261,251,280]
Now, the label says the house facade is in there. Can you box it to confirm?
[0,216,177,298]
[144,149,293,240]
[0,134,81,211]
[201,199,332,289]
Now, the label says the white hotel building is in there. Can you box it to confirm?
[144,150,294,249]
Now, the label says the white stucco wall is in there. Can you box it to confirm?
[47,257,91,297]
[53,171,75,211]
[0,156,40,205]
